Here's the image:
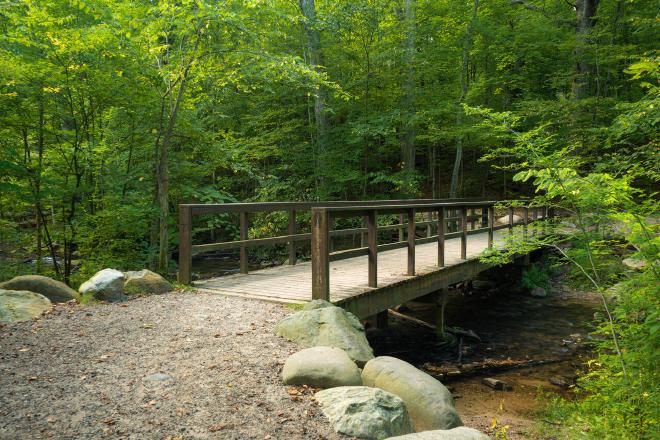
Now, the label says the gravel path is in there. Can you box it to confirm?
[0,291,344,440]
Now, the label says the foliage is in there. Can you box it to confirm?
[520,262,551,291]
[476,60,659,439]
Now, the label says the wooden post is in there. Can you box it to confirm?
[367,210,378,288]
[481,206,488,228]
[240,211,248,274]
[461,206,468,260]
[407,208,415,276]
[470,208,476,230]
[178,205,192,284]
[360,216,367,248]
[288,209,296,265]
[437,207,445,267]
[426,212,432,237]
[508,206,514,235]
[311,208,330,300]
[523,206,529,239]
[488,205,494,248]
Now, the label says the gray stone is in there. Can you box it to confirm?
[385,427,491,440]
[276,300,374,366]
[362,356,462,431]
[0,289,52,323]
[124,269,173,294]
[78,269,127,302]
[481,377,512,391]
[144,373,174,382]
[315,386,413,439]
[282,346,362,388]
[495,214,521,226]
[0,275,77,303]
[622,258,646,270]
[530,287,547,297]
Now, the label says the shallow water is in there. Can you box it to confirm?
[366,281,600,439]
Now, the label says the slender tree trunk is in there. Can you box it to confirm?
[157,62,194,273]
[400,0,416,191]
[450,0,479,198]
[572,0,599,99]
[299,0,328,194]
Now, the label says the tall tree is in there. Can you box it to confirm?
[450,0,479,198]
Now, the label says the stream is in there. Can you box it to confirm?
[366,272,600,439]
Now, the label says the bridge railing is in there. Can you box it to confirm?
[178,198,490,283]
[309,201,551,301]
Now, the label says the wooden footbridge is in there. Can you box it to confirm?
[178,199,550,320]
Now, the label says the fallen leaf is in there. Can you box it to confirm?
[19,348,30,352]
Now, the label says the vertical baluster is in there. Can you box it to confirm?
[311,208,330,300]
[437,207,445,267]
[508,206,514,235]
[426,211,432,237]
[407,208,415,276]
[288,209,296,265]
[178,205,192,284]
[488,205,494,248]
[240,211,248,274]
[367,210,378,288]
[461,206,468,260]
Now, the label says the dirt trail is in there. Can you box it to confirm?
[0,292,341,440]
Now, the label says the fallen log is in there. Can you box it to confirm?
[422,357,563,381]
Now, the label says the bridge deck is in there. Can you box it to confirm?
[194,228,509,305]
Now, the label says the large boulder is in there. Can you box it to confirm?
[124,269,173,294]
[282,346,362,388]
[315,386,414,439]
[385,427,491,440]
[276,300,374,366]
[0,289,52,323]
[0,275,77,303]
[78,269,127,302]
[495,214,522,226]
[362,356,462,431]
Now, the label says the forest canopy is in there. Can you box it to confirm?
[0,0,657,281]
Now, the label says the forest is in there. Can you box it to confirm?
[0,0,658,439]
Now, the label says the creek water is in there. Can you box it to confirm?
[365,275,600,439]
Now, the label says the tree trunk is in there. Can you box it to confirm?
[450,0,479,198]
[299,0,328,193]
[572,0,599,99]
[157,63,193,273]
[400,0,416,190]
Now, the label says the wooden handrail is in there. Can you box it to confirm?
[177,197,542,285]
[308,201,550,301]
[177,197,492,283]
